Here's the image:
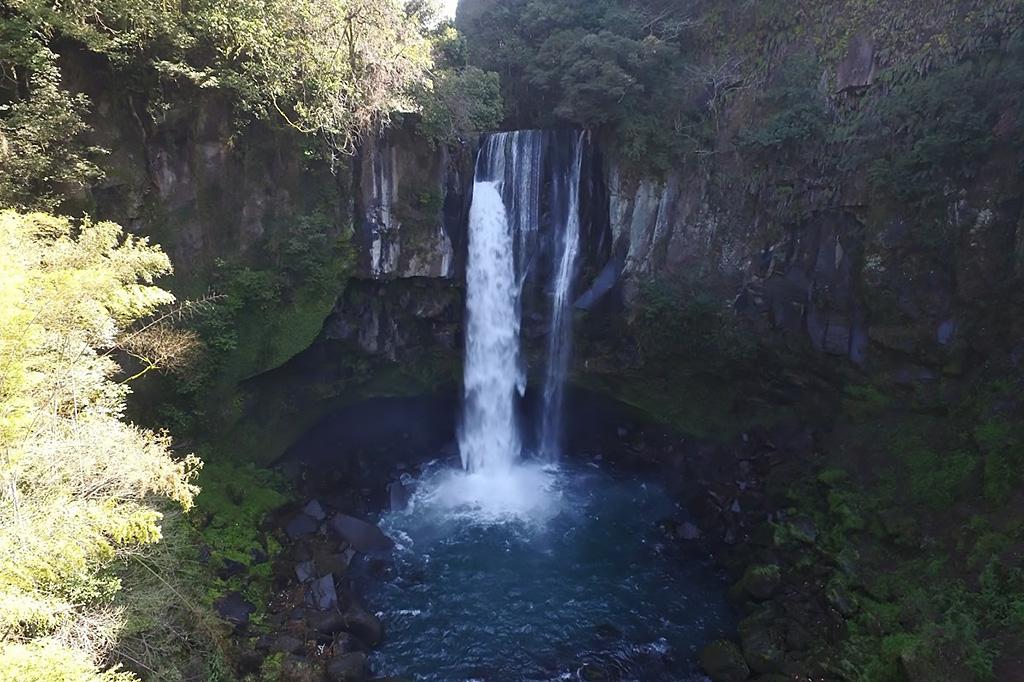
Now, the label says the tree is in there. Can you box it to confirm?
[0,19,102,211]
[0,210,200,681]
[457,0,700,169]
[192,0,435,153]
[417,66,503,143]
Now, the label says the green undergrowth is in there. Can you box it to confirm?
[573,369,776,442]
[771,368,1024,680]
[150,208,353,447]
[193,462,292,620]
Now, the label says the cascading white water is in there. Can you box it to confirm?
[477,131,543,397]
[458,181,521,473]
[425,130,586,522]
[538,133,585,460]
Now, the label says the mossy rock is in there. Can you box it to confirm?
[875,509,920,547]
[774,516,818,546]
[280,655,324,682]
[732,563,782,602]
[739,611,785,675]
[700,640,751,682]
[825,576,859,617]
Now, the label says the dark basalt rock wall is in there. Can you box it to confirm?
[59,45,347,280]
[323,278,464,362]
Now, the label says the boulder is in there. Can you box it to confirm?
[700,640,750,682]
[679,522,702,540]
[343,602,384,646]
[388,481,411,512]
[734,564,782,601]
[306,574,339,611]
[286,513,320,539]
[787,517,818,544]
[578,663,612,681]
[309,610,346,636]
[214,591,255,628]
[326,652,368,682]
[332,632,364,655]
[329,514,394,554]
[295,560,316,583]
[217,557,248,580]
[304,499,328,521]
[313,549,354,577]
[826,577,858,617]
[257,634,305,655]
[739,615,785,675]
[280,656,324,682]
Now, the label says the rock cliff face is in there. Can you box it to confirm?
[330,110,1022,371]
[67,43,1023,381]
[327,123,474,360]
[354,124,472,280]
[62,48,346,280]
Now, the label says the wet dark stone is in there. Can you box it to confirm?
[700,640,750,682]
[788,517,818,544]
[734,564,781,602]
[309,610,346,636]
[313,549,355,577]
[304,499,328,521]
[594,623,622,640]
[679,522,702,540]
[342,602,383,647]
[295,560,316,583]
[280,655,323,682]
[326,652,368,682]
[237,650,265,675]
[578,663,612,681]
[214,591,255,628]
[329,514,394,554]
[217,557,247,579]
[306,574,339,611]
[286,513,320,539]
[332,632,365,655]
[257,634,305,655]
[388,481,411,512]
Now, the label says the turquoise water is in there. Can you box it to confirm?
[365,460,733,681]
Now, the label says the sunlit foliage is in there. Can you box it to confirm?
[0,210,200,681]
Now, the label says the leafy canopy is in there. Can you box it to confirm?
[458,0,700,171]
[0,209,200,681]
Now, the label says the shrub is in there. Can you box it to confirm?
[0,210,200,680]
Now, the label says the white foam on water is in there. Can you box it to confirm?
[409,461,563,528]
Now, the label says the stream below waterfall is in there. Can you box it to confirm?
[363,459,734,681]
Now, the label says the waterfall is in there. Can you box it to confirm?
[476,131,544,397]
[459,129,585,474]
[459,182,521,473]
[538,133,584,460]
